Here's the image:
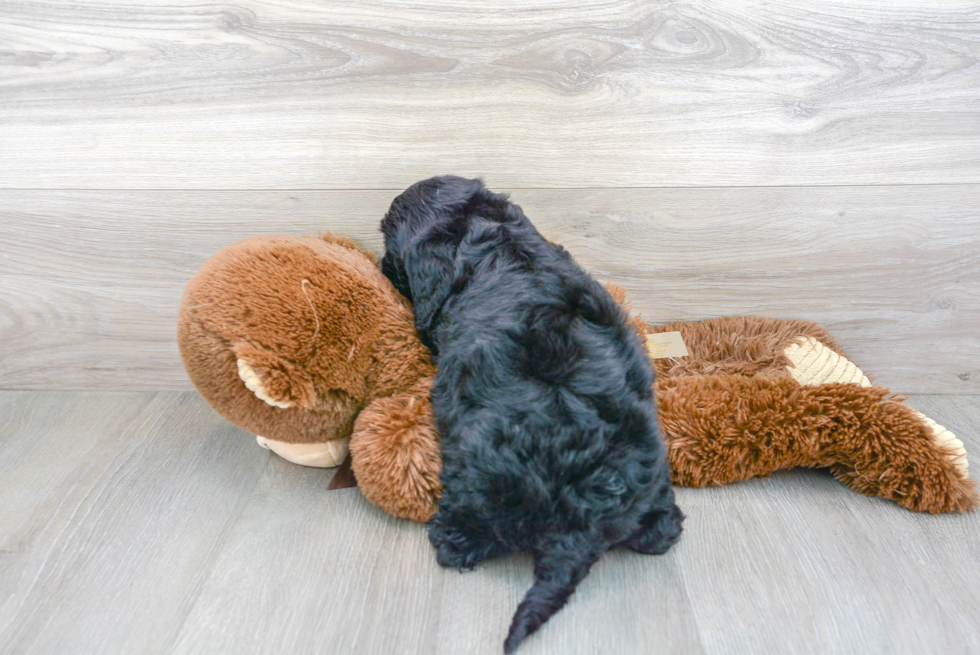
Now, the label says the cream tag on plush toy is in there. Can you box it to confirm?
[646,331,690,359]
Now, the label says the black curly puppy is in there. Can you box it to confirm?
[381,176,683,653]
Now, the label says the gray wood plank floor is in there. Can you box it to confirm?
[1,391,978,655]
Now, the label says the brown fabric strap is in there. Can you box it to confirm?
[327,453,358,490]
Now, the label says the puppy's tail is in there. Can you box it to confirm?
[503,533,601,654]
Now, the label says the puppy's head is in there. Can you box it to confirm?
[380,176,485,294]
[380,176,489,334]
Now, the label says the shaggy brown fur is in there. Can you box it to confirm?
[647,317,978,514]
[650,316,843,381]
[178,234,442,521]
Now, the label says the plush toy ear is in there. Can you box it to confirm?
[232,341,317,410]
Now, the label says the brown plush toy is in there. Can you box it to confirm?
[178,234,442,521]
[642,314,978,514]
[178,235,978,521]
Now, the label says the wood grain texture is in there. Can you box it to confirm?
[173,470,704,655]
[1,0,979,188]
[1,186,977,393]
[169,459,444,655]
[433,548,704,655]
[677,468,980,654]
[2,391,978,654]
[0,391,270,655]
[0,391,149,562]
[648,392,980,654]
[3,0,978,649]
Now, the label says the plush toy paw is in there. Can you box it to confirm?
[828,399,978,514]
[784,337,871,387]
[916,412,969,475]
[349,392,442,522]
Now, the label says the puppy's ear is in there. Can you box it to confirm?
[404,236,457,336]
[381,250,412,301]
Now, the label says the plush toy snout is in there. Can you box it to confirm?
[256,435,351,468]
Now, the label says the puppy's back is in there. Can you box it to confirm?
[382,177,682,653]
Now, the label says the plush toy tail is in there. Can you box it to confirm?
[503,533,600,654]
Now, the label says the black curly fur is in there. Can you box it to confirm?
[380,176,683,653]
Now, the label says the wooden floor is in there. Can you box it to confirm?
[1,390,978,655]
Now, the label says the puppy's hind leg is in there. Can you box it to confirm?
[429,511,512,571]
[621,503,684,555]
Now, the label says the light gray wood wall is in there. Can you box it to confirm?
[3,0,979,188]
[1,0,978,393]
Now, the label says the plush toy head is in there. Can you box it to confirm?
[178,234,442,521]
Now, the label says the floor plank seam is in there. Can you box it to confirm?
[161,447,273,655]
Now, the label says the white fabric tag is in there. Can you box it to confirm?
[645,331,689,359]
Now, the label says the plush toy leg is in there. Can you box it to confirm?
[648,317,977,512]
[827,398,979,513]
[657,375,839,487]
[348,392,442,522]
[255,435,350,468]
[784,336,970,473]
[784,336,976,512]
[656,375,978,512]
